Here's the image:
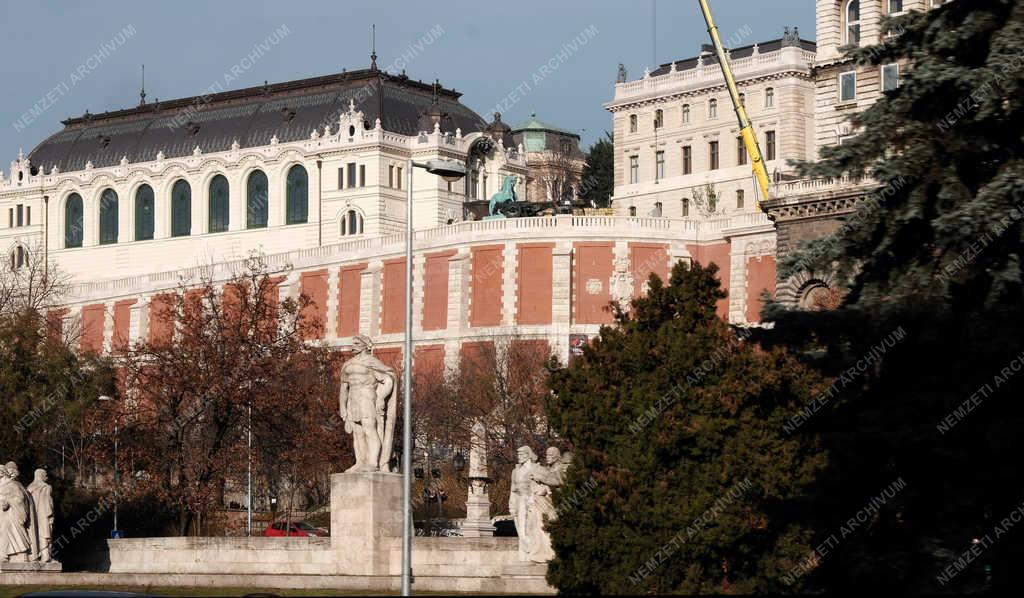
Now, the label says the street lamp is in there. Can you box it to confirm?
[403,158,466,596]
[97,395,119,538]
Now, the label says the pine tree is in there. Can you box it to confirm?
[769,1,1024,592]
[580,132,614,208]
[545,262,829,594]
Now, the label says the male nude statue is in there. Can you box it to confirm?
[339,335,398,472]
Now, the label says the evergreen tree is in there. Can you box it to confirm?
[580,132,614,208]
[546,262,829,594]
[768,1,1024,592]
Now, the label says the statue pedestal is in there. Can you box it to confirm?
[0,560,62,572]
[462,493,495,537]
[330,472,402,576]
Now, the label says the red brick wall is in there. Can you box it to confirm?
[688,242,732,319]
[470,245,504,327]
[148,293,174,346]
[574,242,614,325]
[300,269,328,340]
[112,299,137,355]
[516,243,554,325]
[745,255,777,323]
[422,251,454,331]
[381,259,406,334]
[629,243,669,297]
[80,304,105,355]
[414,344,446,386]
[46,308,69,343]
[374,347,403,377]
[337,264,365,338]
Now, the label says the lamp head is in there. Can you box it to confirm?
[421,159,467,183]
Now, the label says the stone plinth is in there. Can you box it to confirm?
[330,471,402,576]
[0,560,62,572]
[463,492,495,537]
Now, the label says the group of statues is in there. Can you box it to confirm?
[510,446,572,562]
[336,336,572,563]
[0,463,55,565]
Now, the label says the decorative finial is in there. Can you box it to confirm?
[192,146,201,156]
[270,135,279,145]
[139,64,146,106]
[370,24,378,71]
[120,155,129,166]
[231,139,240,151]
[17,148,24,161]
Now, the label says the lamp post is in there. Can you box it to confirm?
[403,158,466,596]
[98,395,118,537]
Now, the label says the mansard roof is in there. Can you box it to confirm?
[28,68,488,173]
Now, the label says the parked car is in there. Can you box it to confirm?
[262,521,324,537]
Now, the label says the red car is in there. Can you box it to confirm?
[262,521,324,537]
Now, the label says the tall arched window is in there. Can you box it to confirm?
[340,210,364,236]
[286,165,309,224]
[135,184,155,241]
[9,245,28,271]
[708,98,719,119]
[65,193,83,248]
[208,174,230,233]
[681,104,690,124]
[171,179,192,237]
[765,87,775,108]
[99,188,119,245]
[846,0,861,45]
[653,108,664,129]
[246,170,269,229]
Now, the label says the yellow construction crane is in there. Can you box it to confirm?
[696,0,771,208]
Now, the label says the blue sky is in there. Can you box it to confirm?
[0,0,814,165]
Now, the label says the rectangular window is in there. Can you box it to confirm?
[359,164,366,187]
[765,130,777,161]
[882,63,900,92]
[396,167,403,190]
[338,168,344,190]
[16,205,23,227]
[388,165,395,188]
[26,206,30,226]
[654,110,664,130]
[629,114,638,133]
[655,151,665,181]
[682,146,692,175]
[840,71,857,102]
[347,162,357,188]
[629,155,639,184]
[8,208,12,228]
[709,141,719,171]
[681,198,690,217]
[470,171,480,199]
[736,189,745,210]
[737,137,747,166]
[889,0,903,13]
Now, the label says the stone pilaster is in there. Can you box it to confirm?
[360,262,382,338]
[552,243,573,326]
[325,267,340,341]
[412,251,427,334]
[501,242,516,327]
[448,249,470,333]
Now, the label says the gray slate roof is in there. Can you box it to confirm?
[28,69,488,173]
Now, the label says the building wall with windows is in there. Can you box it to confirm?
[0,65,785,380]
[606,35,817,221]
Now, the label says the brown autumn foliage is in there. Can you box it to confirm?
[101,256,347,535]
[413,337,559,517]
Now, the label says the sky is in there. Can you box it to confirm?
[0,0,814,167]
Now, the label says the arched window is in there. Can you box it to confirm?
[736,189,745,210]
[681,104,690,124]
[846,0,861,45]
[765,87,775,108]
[286,165,309,224]
[629,114,638,133]
[246,170,269,229]
[171,179,192,237]
[708,98,719,119]
[739,92,746,106]
[99,188,119,245]
[208,174,230,233]
[65,193,83,248]
[340,210,364,236]
[9,245,28,271]
[135,184,155,241]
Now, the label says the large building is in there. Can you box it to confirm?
[606,31,817,322]
[765,0,953,306]
[0,58,783,375]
